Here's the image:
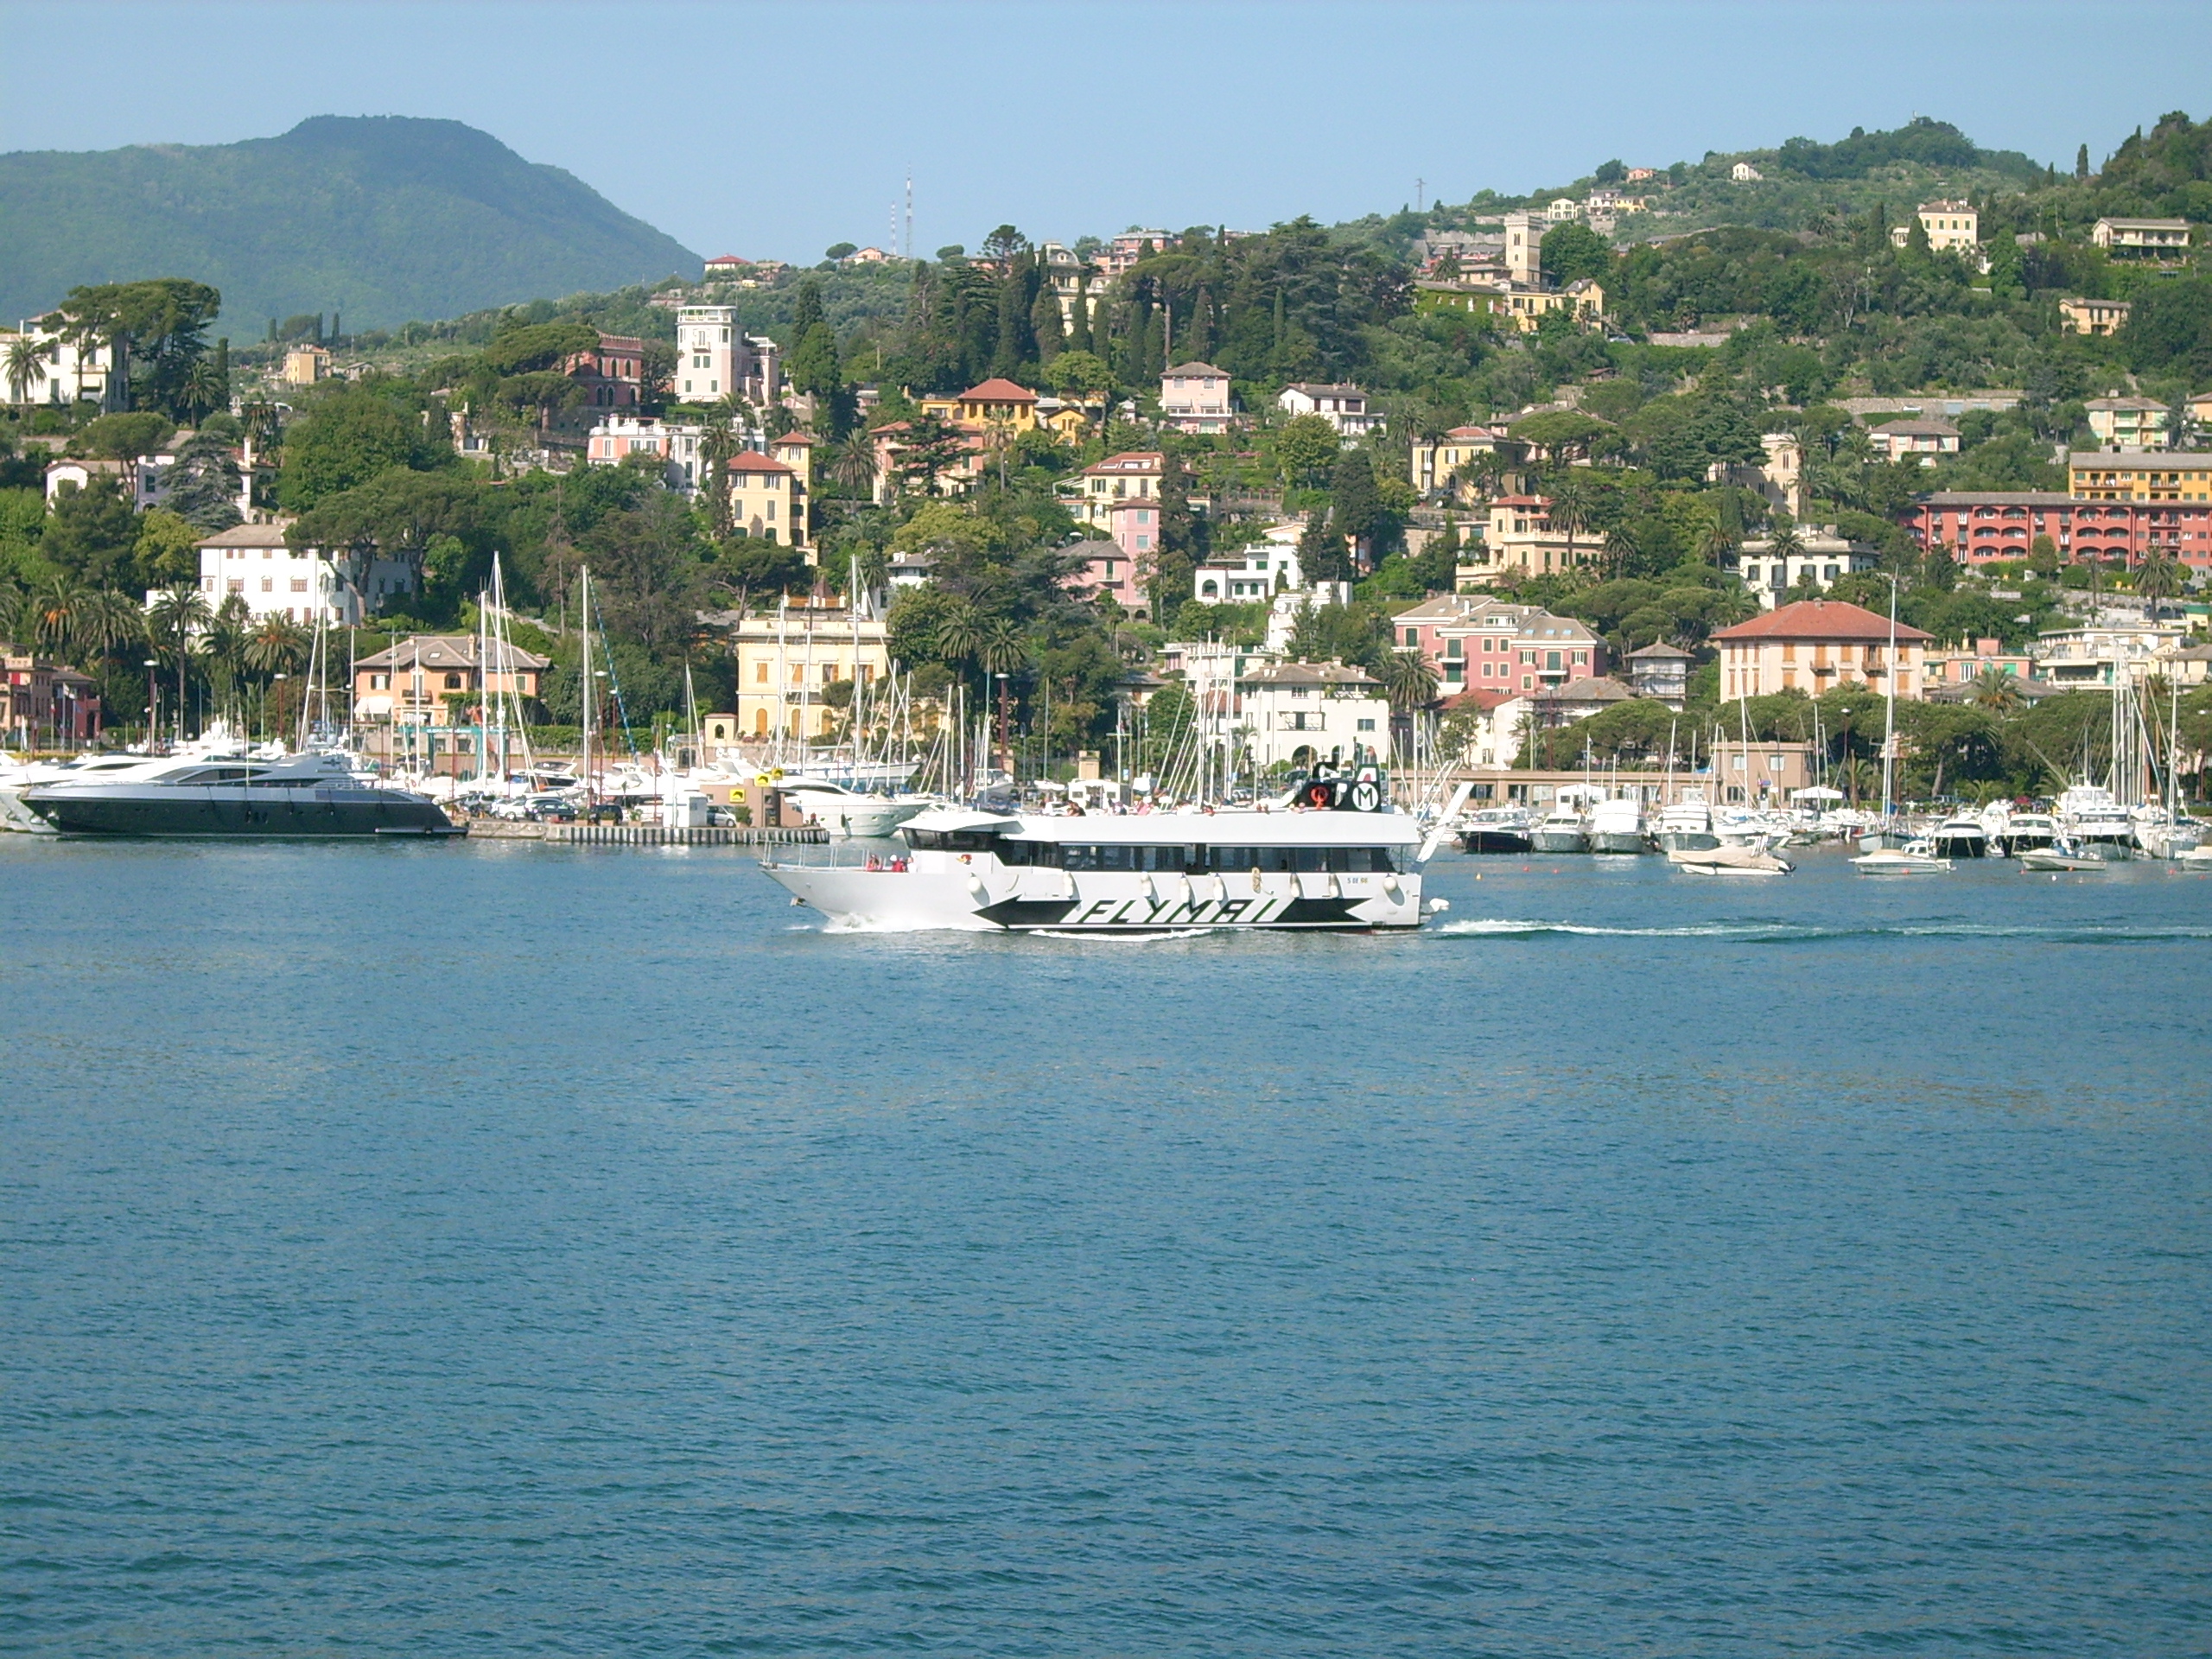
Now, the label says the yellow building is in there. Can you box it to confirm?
[2059,296,2131,337]
[1414,278,1604,334]
[732,603,891,741]
[283,345,332,385]
[1891,200,1979,254]
[919,378,1041,433]
[726,451,810,548]
[1712,600,1931,702]
[2069,450,2212,502]
[1411,423,1513,496]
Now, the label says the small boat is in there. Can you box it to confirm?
[1929,812,1988,858]
[2018,845,2107,873]
[2056,785,2135,861]
[1672,843,1793,876]
[1455,804,1533,854]
[2177,845,2212,870]
[1852,838,1952,874]
[1529,802,1589,855]
[1586,795,1650,855]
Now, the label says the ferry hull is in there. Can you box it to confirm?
[763,863,1424,931]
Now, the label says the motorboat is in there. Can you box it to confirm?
[1529,801,1590,855]
[780,781,933,840]
[1586,796,1650,855]
[761,785,1441,933]
[2056,785,2135,861]
[22,748,461,837]
[1852,838,1951,874]
[1455,804,1534,854]
[1654,796,1719,853]
[1672,843,1793,876]
[2018,844,2108,873]
[2177,844,2212,871]
[1990,810,2057,855]
[1928,811,1988,859]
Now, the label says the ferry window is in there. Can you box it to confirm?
[1205,846,1261,871]
[1061,844,1098,870]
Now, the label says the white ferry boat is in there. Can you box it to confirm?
[762,790,1441,933]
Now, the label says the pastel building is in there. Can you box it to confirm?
[193,520,415,626]
[675,306,780,404]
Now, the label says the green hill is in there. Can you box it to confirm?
[0,115,701,331]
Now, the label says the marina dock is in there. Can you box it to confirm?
[469,822,827,847]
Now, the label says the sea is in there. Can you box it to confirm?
[3,837,2209,1657]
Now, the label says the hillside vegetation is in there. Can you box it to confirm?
[0,117,699,330]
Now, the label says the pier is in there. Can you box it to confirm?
[467,822,827,847]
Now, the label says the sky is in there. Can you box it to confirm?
[4,0,2210,263]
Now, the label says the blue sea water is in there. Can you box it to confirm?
[2,838,2209,1657]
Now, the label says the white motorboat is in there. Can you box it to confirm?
[2018,844,2107,873]
[780,782,933,840]
[1988,810,2057,855]
[1852,838,1952,874]
[1586,796,1650,855]
[2132,807,2202,860]
[762,793,1439,933]
[1672,843,1793,875]
[1929,812,1988,859]
[1654,796,1719,853]
[2056,785,2135,861]
[1456,804,1534,854]
[1529,802,1589,855]
[2177,844,2212,871]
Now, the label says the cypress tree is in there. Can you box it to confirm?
[1067,289,1092,354]
[791,278,825,340]
[1329,448,1380,566]
[1298,507,1352,585]
[213,337,230,409]
[1031,284,1064,362]
[2075,143,2089,179]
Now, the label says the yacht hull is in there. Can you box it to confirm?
[0,785,58,834]
[763,862,1423,932]
[1457,829,1532,854]
[1589,831,1649,855]
[1529,830,1588,854]
[26,789,456,837]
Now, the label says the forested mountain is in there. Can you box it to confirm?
[0,117,698,329]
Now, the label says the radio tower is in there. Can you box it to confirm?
[905,171,913,259]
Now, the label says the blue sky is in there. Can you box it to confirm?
[4,0,2209,262]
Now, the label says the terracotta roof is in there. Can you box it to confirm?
[957,378,1039,403]
[1713,599,1934,644]
[1440,687,1518,712]
[772,431,818,445]
[727,451,794,474]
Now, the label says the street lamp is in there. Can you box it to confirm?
[143,660,159,752]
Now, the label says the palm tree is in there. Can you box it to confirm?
[1380,648,1440,712]
[1602,522,1639,580]
[976,615,1030,774]
[5,334,48,405]
[828,432,878,499]
[21,575,92,660]
[1546,473,1594,572]
[1970,669,2024,712]
[2134,552,2183,620]
[198,594,252,726]
[245,613,309,678]
[147,583,212,739]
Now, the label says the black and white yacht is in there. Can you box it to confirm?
[24,749,461,837]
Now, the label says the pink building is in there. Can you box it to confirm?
[1906,492,2212,569]
[1108,497,1162,563]
[1062,537,1144,612]
[1160,362,1233,433]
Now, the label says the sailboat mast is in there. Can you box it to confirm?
[580,567,594,810]
[1880,580,1897,821]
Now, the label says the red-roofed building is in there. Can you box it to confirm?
[1712,599,1931,701]
[921,378,1042,432]
[703,255,751,276]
